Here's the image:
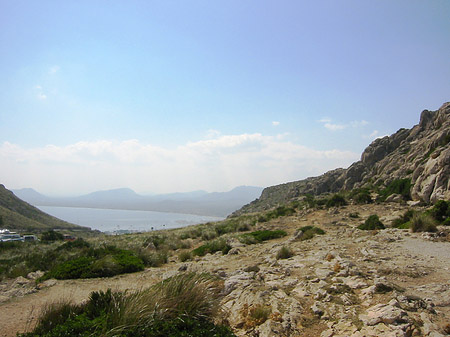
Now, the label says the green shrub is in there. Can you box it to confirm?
[44,256,94,280]
[273,205,296,217]
[56,238,90,251]
[21,273,236,337]
[139,250,168,267]
[304,194,316,208]
[257,215,268,222]
[276,246,293,260]
[179,251,192,262]
[358,215,385,230]
[429,200,450,223]
[326,194,347,207]
[124,316,236,337]
[379,178,411,201]
[41,230,65,242]
[192,239,231,257]
[351,189,373,204]
[179,228,202,240]
[297,226,325,241]
[410,213,437,233]
[144,234,167,249]
[0,241,22,252]
[391,210,415,229]
[42,247,145,280]
[299,226,325,235]
[349,212,360,218]
[31,299,85,336]
[262,206,296,221]
[201,229,218,241]
[239,230,287,244]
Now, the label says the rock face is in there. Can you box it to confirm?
[233,103,450,215]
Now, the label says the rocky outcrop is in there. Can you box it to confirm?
[233,103,450,215]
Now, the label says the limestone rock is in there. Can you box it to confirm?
[360,300,409,326]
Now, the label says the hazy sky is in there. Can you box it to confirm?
[1,1,449,195]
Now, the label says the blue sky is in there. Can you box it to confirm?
[1,1,449,195]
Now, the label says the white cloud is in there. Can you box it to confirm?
[369,130,379,138]
[0,134,359,195]
[318,118,332,123]
[324,122,346,131]
[350,120,369,128]
[319,118,369,131]
[37,93,47,100]
[206,129,221,139]
[49,65,60,74]
[272,121,280,126]
[363,130,382,140]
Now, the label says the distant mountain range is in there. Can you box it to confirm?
[12,186,264,217]
[0,184,90,232]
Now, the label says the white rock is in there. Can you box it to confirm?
[360,301,408,326]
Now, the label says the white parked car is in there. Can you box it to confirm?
[23,235,39,242]
[0,233,24,242]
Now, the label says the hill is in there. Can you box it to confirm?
[0,184,91,232]
[233,102,450,216]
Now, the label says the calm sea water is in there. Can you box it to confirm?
[38,206,223,233]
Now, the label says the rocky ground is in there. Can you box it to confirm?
[1,203,449,337]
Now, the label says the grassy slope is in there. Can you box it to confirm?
[0,184,90,232]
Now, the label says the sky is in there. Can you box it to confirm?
[1,1,449,196]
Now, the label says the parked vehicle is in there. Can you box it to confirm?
[0,233,24,242]
[23,235,39,242]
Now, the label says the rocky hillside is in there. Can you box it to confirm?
[234,103,450,215]
[2,202,449,336]
[0,184,90,232]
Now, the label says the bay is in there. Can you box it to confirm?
[38,206,224,233]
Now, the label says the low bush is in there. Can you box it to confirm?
[42,247,145,280]
[192,239,231,257]
[428,200,450,223]
[350,188,373,204]
[41,230,65,242]
[257,206,296,222]
[178,251,192,262]
[276,246,293,260]
[358,215,385,230]
[326,194,347,208]
[391,210,415,229]
[144,234,167,249]
[410,213,437,233]
[239,230,287,245]
[201,229,218,241]
[379,178,412,201]
[179,228,203,240]
[21,273,236,337]
[297,226,325,241]
[243,305,272,328]
[304,194,316,208]
[349,212,360,218]
[56,238,91,251]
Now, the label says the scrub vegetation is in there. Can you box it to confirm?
[20,272,236,337]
